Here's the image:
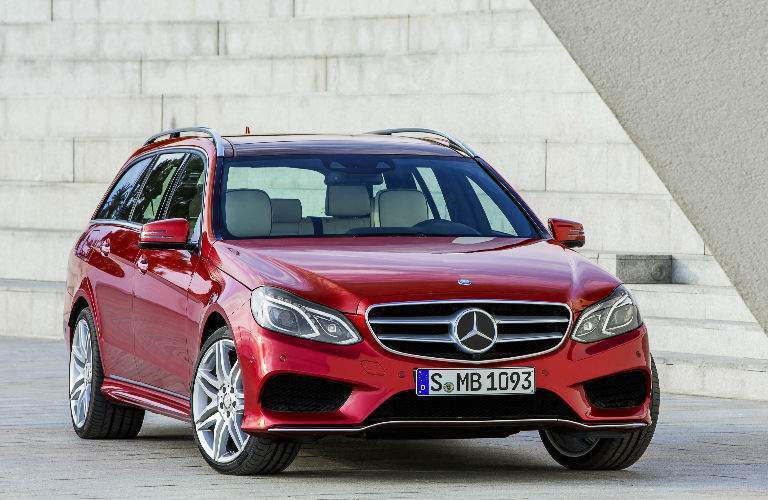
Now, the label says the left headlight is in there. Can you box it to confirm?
[251,286,362,345]
[572,285,643,343]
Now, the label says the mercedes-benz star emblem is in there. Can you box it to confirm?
[451,308,497,354]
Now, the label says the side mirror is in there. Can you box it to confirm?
[548,218,585,248]
[139,218,190,250]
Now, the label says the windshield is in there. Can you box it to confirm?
[219,155,539,239]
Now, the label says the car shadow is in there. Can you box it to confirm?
[135,422,653,482]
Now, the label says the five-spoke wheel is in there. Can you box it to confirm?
[69,317,93,429]
[191,327,300,475]
[192,338,249,463]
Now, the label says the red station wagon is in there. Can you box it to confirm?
[65,127,658,475]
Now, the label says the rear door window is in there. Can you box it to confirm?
[129,153,186,224]
[95,157,153,221]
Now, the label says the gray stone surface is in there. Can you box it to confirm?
[616,255,672,284]
[530,0,768,333]
[1,336,766,498]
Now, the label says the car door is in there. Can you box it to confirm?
[86,156,154,381]
[131,152,206,396]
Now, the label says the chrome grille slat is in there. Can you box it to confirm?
[368,316,454,325]
[497,333,564,343]
[366,300,572,363]
[495,316,570,324]
[376,334,453,343]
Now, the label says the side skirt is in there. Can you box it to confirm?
[101,376,191,422]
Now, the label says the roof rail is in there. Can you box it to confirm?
[366,128,478,158]
[143,126,225,157]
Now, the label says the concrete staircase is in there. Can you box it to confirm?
[0,0,765,398]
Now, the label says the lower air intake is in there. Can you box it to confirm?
[260,374,352,413]
[584,370,648,409]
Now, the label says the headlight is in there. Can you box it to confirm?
[251,287,362,345]
[572,285,642,343]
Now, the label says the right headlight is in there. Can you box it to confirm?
[251,286,362,345]
[572,285,643,343]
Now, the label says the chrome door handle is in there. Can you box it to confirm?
[99,242,111,256]
[137,256,149,273]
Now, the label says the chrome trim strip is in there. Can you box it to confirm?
[496,316,570,324]
[369,315,570,326]
[110,374,189,401]
[376,333,453,343]
[369,316,454,325]
[496,332,564,343]
[365,299,573,365]
[267,419,647,435]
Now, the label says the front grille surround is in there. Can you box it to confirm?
[366,299,572,363]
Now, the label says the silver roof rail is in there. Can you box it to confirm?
[143,126,225,157]
[366,128,478,158]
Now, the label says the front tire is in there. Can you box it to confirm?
[69,307,145,439]
[540,358,660,470]
[191,327,300,475]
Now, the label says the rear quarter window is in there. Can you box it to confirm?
[95,157,153,221]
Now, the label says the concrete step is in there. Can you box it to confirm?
[0,279,64,339]
[44,0,531,24]
[0,10,558,60]
[2,93,624,142]
[654,351,768,401]
[0,228,78,281]
[0,137,138,184]
[588,252,732,287]
[646,316,766,360]
[0,48,588,99]
[0,181,103,231]
[630,284,755,324]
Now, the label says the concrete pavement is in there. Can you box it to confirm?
[1,336,766,499]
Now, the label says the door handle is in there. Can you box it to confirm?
[137,255,149,274]
[99,241,111,256]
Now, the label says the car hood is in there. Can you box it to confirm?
[213,237,620,314]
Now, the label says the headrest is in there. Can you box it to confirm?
[373,189,429,227]
[271,198,302,223]
[325,185,371,217]
[225,189,271,237]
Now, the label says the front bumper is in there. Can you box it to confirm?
[231,307,653,437]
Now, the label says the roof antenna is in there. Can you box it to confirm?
[245,125,251,134]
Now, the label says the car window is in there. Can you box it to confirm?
[164,153,206,232]
[415,167,449,220]
[220,155,538,239]
[129,153,186,224]
[95,156,153,221]
[468,178,518,236]
[227,164,327,217]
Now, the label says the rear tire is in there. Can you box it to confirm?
[69,307,145,439]
[191,327,300,475]
[540,358,660,470]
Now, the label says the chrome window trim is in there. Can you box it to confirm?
[364,299,573,365]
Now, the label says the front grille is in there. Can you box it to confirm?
[260,374,352,413]
[367,301,571,361]
[584,370,648,409]
[365,389,578,423]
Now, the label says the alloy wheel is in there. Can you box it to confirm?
[192,339,249,464]
[69,318,93,428]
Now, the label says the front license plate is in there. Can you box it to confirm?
[415,368,535,396]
